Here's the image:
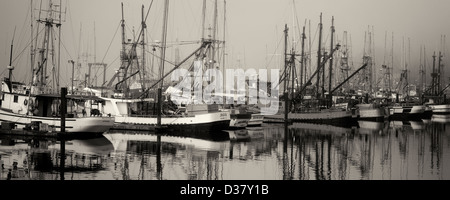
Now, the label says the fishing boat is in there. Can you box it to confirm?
[273,16,363,126]
[220,103,251,129]
[0,1,114,134]
[102,96,231,134]
[421,51,450,117]
[424,96,450,117]
[388,103,426,121]
[429,104,450,115]
[222,105,264,128]
[101,2,231,134]
[0,83,114,133]
[228,110,251,129]
[356,103,386,121]
[248,113,264,126]
[431,114,450,123]
[288,108,353,125]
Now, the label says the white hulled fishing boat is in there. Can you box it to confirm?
[0,1,114,134]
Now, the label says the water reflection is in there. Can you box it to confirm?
[1,120,449,180]
[0,135,113,180]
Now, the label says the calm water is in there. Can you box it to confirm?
[1,119,450,180]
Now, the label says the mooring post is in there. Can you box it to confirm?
[61,87,67,133]
[60,87,67,180]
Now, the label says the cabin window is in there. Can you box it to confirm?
[13,95,18,103]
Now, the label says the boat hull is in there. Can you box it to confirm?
[388,105,426,121]
[247,114,264,127]
[112,111,231,135]
[431,114,450,123]
[358,108,385,121]
[229,113,251,129]
[429,104,450,115]
[264,110,354,127]
[0,109,114,133]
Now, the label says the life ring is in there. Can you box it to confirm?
[24,99,28,106]
[29,99,34,108]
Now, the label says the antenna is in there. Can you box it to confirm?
[7,27,17,92]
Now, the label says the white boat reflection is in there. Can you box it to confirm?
[409,120,425,130]
[246,127,265,140]
[289,122,354,135]
[103,131,231,153]
[48,137,114,155]
[225,129,251,142]
[431,114,450,123]
[0,135,113,180]
[357,121,386,134]
[389,120,425,130]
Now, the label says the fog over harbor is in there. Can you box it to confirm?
[0,0,449,89]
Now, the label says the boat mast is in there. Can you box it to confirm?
[120,2,127,94]
[7,27,16,92]
[300,24,306,91]
[201,0,206,41]
[290,48,296,110]
[57,0,62,91]
[158,0,170,126]
[438,51,442,95]
[284,24,289,121]
[328,16,334,108]
[34,0,62,94]
[30,0,35,86]
[222,0,226,94]
[391,32,394,96]
[423,46,427,94]
[211,0,218,70]
[316,13,323,100]
[141,5,146,89]
[432,52,437,95]
[419,45,423,96]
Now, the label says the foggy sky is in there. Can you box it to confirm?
[1,0,449,87]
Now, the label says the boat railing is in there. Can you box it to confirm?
[128,113,189,118]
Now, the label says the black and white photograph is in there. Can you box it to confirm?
[0,0,449,193]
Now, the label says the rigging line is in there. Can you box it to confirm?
[144,0,155,23]
[66,0,77,54]
[323,31,330,51]
[263,34,284,70]
[104,60,121,77]
[141,44,206,96]
[146,28,153,47]
[11,27,46,64]
[99,21,121,64]
[117,0,155,83]
[182,0,199,38]
[124,0,154,47]
[57,32,73,60]
[0,69,6,77]
[145,48,177,68]
[291,0,302,51]
[15,5,31,58]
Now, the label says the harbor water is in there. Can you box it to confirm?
[1,119,450,180]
